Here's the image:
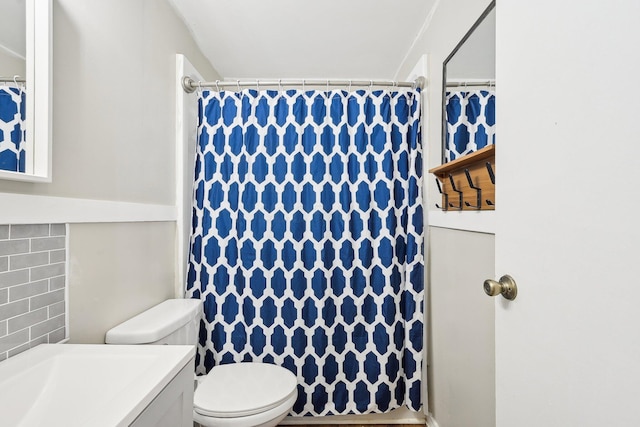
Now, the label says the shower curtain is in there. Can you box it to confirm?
[186,87,423,416]
[445,89,495,162]
[0,85,25,172]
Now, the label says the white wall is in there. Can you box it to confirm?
[446,9,495,81]
[429,228,494,427]
[0,0,218,203]
[397,0,492,175]
[0,48,25,78]
[0,0,220,342]
[395,0,494,424]
[68,222,175,344]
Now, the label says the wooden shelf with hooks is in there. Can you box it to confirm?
[429,145,495,211]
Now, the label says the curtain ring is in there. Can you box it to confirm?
[278,79,283,93]
[237,80,241,92]
[369,80,374,91]
[256,80,260,92]
[326,79,330,95]
[348,80,352,92]
[215,80,220,92]
[197,80,203,94]
[13,75,23,96]
[302,79,306,93]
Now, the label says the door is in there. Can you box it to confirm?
[495,1,640,425]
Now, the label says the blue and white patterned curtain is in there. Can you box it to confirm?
[186,87,424,416]
[0,85,25,172]
[445,90,495,162]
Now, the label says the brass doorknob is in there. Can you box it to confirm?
[483,275,518,300]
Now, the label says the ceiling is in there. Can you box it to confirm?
[168,0,436,80]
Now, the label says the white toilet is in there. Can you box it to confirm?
[105,299,298,427]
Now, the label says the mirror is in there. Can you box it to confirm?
[0,0,51,182]
[442,2,495,163]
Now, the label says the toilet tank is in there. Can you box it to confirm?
[105,299,202,345]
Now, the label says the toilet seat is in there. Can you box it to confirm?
[194,362,298,418]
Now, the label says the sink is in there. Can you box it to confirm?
[0,344,194,427]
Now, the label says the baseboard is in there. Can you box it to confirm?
[425,413,439,427]
[280,407,425,425]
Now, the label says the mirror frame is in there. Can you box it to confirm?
[441,0,495,164]
[0,0,52,182]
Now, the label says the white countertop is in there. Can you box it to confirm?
[0,344,195,427]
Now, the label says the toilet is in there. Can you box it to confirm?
[105,299,298,427]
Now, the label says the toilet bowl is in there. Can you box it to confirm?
[193,363,297,427]
[105,299,298,427]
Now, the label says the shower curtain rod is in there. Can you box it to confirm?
[446,79,495,87]
[0,77,25,83]
[181,76,426,93]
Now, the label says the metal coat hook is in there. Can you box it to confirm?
[435,178,448,211]
[464,168,482,210]
[448,175,463,210]
[486,162,495,184]
[485,162,495,206]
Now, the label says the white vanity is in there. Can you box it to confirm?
[0,344,195,427]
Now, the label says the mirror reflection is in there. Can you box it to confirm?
[442,4,495,163]
[0,0,26,173]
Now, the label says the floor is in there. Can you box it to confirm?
[281,425,422,427]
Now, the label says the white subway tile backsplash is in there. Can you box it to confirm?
[48,301,65,317]
[0,226,8,240]
[9,280,49,301]
[31,237,65,252]
[48,327,65,344]
[8,308,48,334]
[49,276,65,291]
[10,252,49,270]
[31,263,65,281]
[50,224,66,237]
[0,329,29,353]
[0,239,29,256]
[0,224,67,360]
[10,224,50,239]
[30,289,64,311]
[8,342,30,358]
[50,249,66,263]
[0,300,29,321]
[0,269,29,289]
[31,314,65,339]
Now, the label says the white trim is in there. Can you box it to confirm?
[0,193,176,224]
[280,407,425,425]
[31,0,52,180]
[2,0,52,182]
[429,209,495,234]
[175,54,203,298]
[425,413,440,427]
[394,0,442,81]
[64,223,70,341]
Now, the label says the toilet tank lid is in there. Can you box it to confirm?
[105,299,201,344]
